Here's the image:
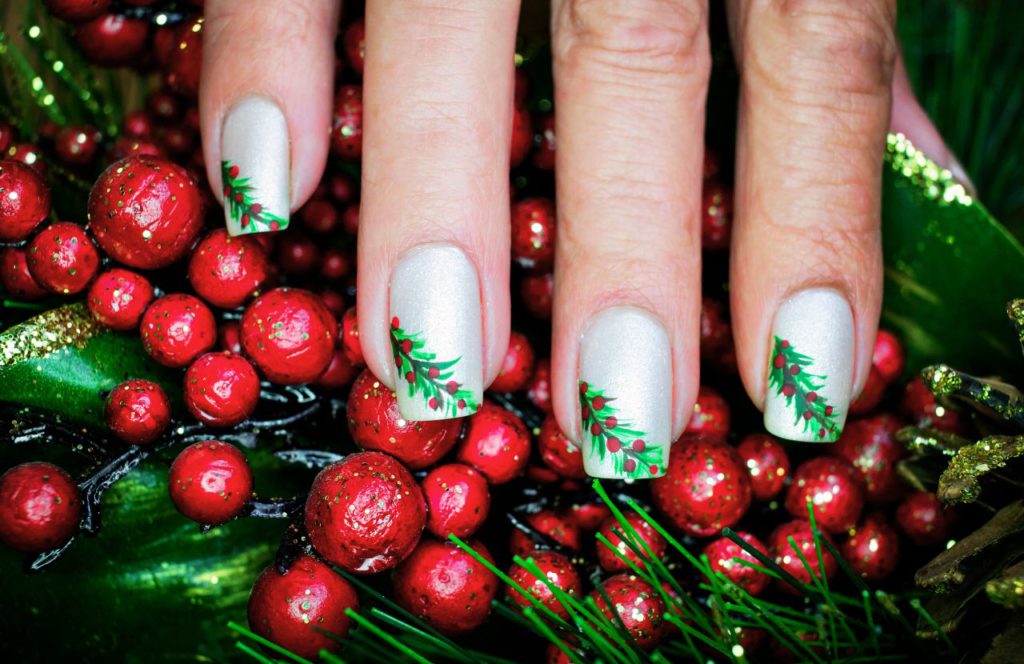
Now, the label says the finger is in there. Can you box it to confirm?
[550,0,710,480]
[357,1,520,421]
[728,0,896,442]
[201,0,340,235]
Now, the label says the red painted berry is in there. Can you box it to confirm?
[165,17,202,100]
[568,501,612,532]
[1,248,48,300]
[736,433,791,501]
[701,180,732,251]
[43,0,112,23]
[313,349,357,390]
[241,288,337,384]
[218,320,243,354]
[773,353,786,369]
[839,513,900,581]
[105,378,171,445]
[168,441,253,525]
[7,143,46,176]
[769,520,837,594]
[247,555,358,659]
[685,386,731,440]
[510,105,533,167]
[849,365,886,415]
[606,436,621,452]
[338,306,364,366]
[833,414,907,504]
[122,110,153,138]
[455,401,530,484]
[511,198,556,272]
[521,271,554,319]
[872,329,905,384]
[527,358,553,414]
[330,85,363,159]
[26,222,99,295]
[703,531,771,596]
[901,377,970,435]
[785,456,864,534]
[54,125,102,166]
[140,293,217,368]
[510,509,581,557]
[532,112,555,170]
[895,491,951,546]
[490,331,536,393]
[422,463,491,539]
[506,551,582,619]
[782,384,796,398]
[305,451,425,574]
[589,574,665,650]
[184,352,260,427]
[188,229,270,309]
[87,268,154,330]
[74,13,149,67]
[342,18,365,75]
[0,462,81,553]
[596,512,667,572]
[537,415,585,480]
[700,297,733,360]
[0,160,49,242]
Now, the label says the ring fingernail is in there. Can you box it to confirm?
[764,288,854,443]
[221,96,290,235]
[389,245,482,421]
[579,307,671,480]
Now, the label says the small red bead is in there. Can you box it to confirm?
[768,520,837,595]
[703,531,771,596]
[140,293,217,368]
[506,551,582,620]
[75,13,149,66]
[0,462,81,553]
[320,248,351,281]
[490,331,536,392]
[510,509,581,557]
[834,414,907,503]
[589,575,665,650]
[701,180,733,251]
[849,365,886,415]
[520,272,554,319]
[43,0,112,23]
[596,512,667,572]
[275,232,321,275]
[313,348,357,390]
[87,268,154,330]
[54,125,102,166]
[537,415,585,480]
[240,288,337,384]
[901,377,969,435]
[872,329,905,384]
[532,112,556,170]
[342,18,365,75]
[840,512,900,581]
[218,320,243,354]
[785,457,864,534]
[330,85,363,159]
[26,222,99,295]
[895,491,951,546]
[0,247,48,300]
[736,433,790,501]
[105,378,171,445]
[455,402,530,484]
[511,198,556,272]
[685,385,731,440]
[188,229,270,309]
[168,441,253,525]
[422,463,491,539]
[527,358,553,414]
[510,105,533,167]
[339,306,364,366]
[184,352,260,428]
[165,18,202,100]
[299,197,338,234]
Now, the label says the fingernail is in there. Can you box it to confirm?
[389,245,482,421]
[764,288,854,443]
[578,307,671,480]
[220,96,289,235]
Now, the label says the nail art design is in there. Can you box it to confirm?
[767,337,842,441]
[390,317,479,418]
[220,97,289,236]
[579,382,665,479]
[221,161,286,233]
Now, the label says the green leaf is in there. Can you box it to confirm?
[881,133,1024,377]
[0,304,180,428]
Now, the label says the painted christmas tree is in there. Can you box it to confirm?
[221,160,287,233]
[768,336,842,441]
[579,381,664,479]
[389,317,478,417]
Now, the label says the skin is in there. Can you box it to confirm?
[201,0,967,443]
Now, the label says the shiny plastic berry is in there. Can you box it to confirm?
[188,229,270,309]
[568,501,612,532]
[422,463,491,539]
[735,433,790,501]
[339,306,364,366]
[537,415,585,480]
[168,441,253,525]
[840,513,900,581]
[0,462,81,553]
[320,250,351,283]
[685,385,731,439]
[651,434,752,537]
[330,85,362,159]
[305,451,425,574]
[318,289,346,318]
[1,248,47,300]
[455,401,530,484]
[88,155,204,269]
[7,142,46,175]
[106,136,164,162]
[506,551,582,619]
[0,121,11,154]
[122,110,153,138]
[589,574,665,650]
[833,414,906,504]
[166,18,202,100]
[241,288,337,384]
[346,369,462,468]
[872,330,905,383]
[901,377,969,435]
[87,268,154,330]
[105,379,171,445]
[54,125,101,166]
[146,88,179,122]
[785,456,864,534]
[247,555,358,659]
[849,365,886,415]
[393,539,498,636]
[596,512,667,572]
[44,0,111,23]
[299,197,338,234]
[26,222,99,295]
[75,14,149,66]
[768,520,837,594]
[141,294,217,368]
[313,349,357,390]
[703,531,771,596]
[895,491,950,546]
[342,18,365,75]
[700,297,732,359]
[532,112,555,170]
[511,198,556,271]
[275,233,320,275]
[184,352,260,427]
[490,331,535,393]
[521,271,554,319]
[510,509,581,558]
[701,180,732,250]
[0,159,50,242]
[510,105,532,167]
[527,358,553,414]
[218,320,243,354]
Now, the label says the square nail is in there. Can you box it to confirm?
[579,307,672,480]
[389,245,483,421]
[221,97,290,235]
[764,288,854,442]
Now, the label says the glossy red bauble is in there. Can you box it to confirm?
[218,320,243,354]
[26,222,99,295]
[510,198,556,272]
[320,249,351,282]
[454,401,531,484]
[346,369,462,468]
[54,125,101,166]
[105,379,171,445]
[87,268,154,330]
[247,555,358,659]
[88,155,204,269]
[0,462,81,553]
[568,501,612,532]
[339,306,364,366]
[650,434,752,537]
[521,271,554,319]
[768,520,837,594]
[685,386,731,439]
[166,18,202,100]
[510,509,581,557]
[901,377,969,435]
[510,105,533,167]
[184,352,260,427]
[275,233,320,275]
[7,143,46,176]
[700,297,732,360]
[735,433,790,501]
[895,491,950,546]
[532,112,555,170]
[833,414,906,504]
[703,531,771,596]
[506,551,582,619]
[313,349,357,390]
[0,248,47,300]
[589,574,665,650]
[188,229,270,309]
[784,456,864,534]
[168,441,253,525]
[537,415,585,480]
[422,463,491,539]
[300,197,338,235]
[849,365,886,415]
[527,358,553,414]
[872,330,905,383]
[44,0,111,23]
[75,14,149,67]
[342,18,365,75]
[596,512,667,572]
[392,539,499,636]
[305,451,425,574]
[140,294,217,368]
[701,180,732,251]
[240,288,337,384]
[840,513,900,581]
[330,85,362,159]
[0,159,50,242]
[122,110,153,138]
[490,331,535,393]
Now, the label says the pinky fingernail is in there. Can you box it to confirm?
[220,97,290,235]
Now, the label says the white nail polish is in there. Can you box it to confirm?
[763,288,854,443]
[389,245,483,421]
[578,307,671,480]
[220,97,289,235]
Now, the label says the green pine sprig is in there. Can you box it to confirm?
[768,336,842,441]
[579,382,664,479]
[389,320,478,417]
[221,160,287,233]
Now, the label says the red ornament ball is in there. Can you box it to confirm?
[313,349,357,390]
[422,463,491,539]
[75,14,149,67]
[537,415,585,480]
[735,433,790,501]
[184,352,260,427]
[1,248,47,300]
[895,491,950,546]
[901,377,970,436]
[849,365,886,415]
[218,320,243,355]
[54,125,101,166]
[26,222,99,295]
[521,272,554,319]
[140,293,217,368]
[840,513,900,581]
[305,451,425,574]
[168,441,253,525]
[510,198,556,272]
[166,18,202,100]
[703,531,771,596]
[188,229,270,309]
[784,456,864,534]
[490,331,536,393]
[275,233,320,275]
[700,297,732,359]
[105,379,171,445]
[339,306,364,366]
[241,288,337,384]
[510,105,533,167]
[701,180,733,251]
[87,268,154,330]
[596,512,667,572]
[392,539,499,636]
[768,520,837,594]
[346,369,462,468]
[247,555,358,659]
[527,358,553,414]
[454,401,531,484]
[510,509,581,557]
[650,434,752,537]
[568,501,612,532]
[589,574,665,650]
[0,462,81,553]
[506,551,582,619]
[872,330,905,383]
[320,249,351,282]
[532,112,555,170]
[342,18,365,75]
[7,143,46,176]
[88,155,204,269]
[44,0,111,23]
[833,414,907,504]
[300,197,339,235]
[685,386,731,439]
[0,159,50,242]
[122,110,153,138]
[331,85,363,159]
